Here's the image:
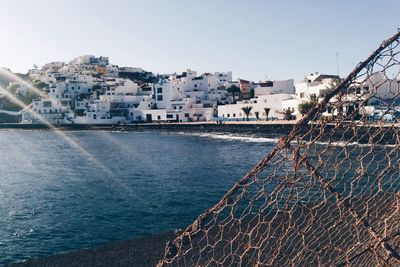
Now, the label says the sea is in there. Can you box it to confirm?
[0,130,277,265]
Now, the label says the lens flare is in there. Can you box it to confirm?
[0,83,113,177]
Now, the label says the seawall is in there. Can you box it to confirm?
[0,122,297,138]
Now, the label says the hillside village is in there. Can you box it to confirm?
[0,55,397,124]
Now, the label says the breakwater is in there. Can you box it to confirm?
[0,122,296,137]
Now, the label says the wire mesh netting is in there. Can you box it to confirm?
[158,31,400,266]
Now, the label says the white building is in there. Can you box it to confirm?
[295,72,340,100]
[254,79,295,96]
[69,55,109,66]
[218,94,296,121]
[214,71,233,83]
[22,97,70,124]
[284,72,379,119]
[146,69,232,122]
[23,57,237,124]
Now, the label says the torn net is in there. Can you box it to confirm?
[158,31,400,266]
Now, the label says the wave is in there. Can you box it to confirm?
[173,132,397,148]
[173,132,280,143]
[315,141,396,148]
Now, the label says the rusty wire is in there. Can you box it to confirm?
[158,30,400,267]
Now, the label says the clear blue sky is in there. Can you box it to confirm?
[0,0,399,81]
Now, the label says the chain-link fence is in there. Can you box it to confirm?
[158,31,400,266]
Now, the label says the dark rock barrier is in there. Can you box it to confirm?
[0,123,296,138]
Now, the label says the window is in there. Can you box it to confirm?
[167,114,173,119]
[43,101,52,107]
[227,114,230,117]
[300,92,305,98]
[265,81,273,87]
[157,95,163,101]
[157,87,162,93]
[233,114,236,117]
[174,106,177,110]
[363,86,369,93]
[356,87,361,94]
[157,115,161,120]
[179,106,182,109]
[185,113,189,118]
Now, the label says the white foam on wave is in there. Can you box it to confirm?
[316,141,396,148]
[174,132,398,148]
[174,132,279,143]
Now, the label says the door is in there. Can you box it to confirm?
[146,114,152,123]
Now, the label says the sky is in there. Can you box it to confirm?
[0,0,399,81]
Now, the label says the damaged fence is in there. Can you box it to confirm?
[158,31,400,266]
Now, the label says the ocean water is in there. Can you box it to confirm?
[0,130,276,265]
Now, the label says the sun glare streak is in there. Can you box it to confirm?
[0,84,114,177]
[0,68,44,97]
[0,70,139,194]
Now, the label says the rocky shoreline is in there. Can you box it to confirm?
[0,122,297,138]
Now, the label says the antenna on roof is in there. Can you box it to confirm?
[336,52,339,77]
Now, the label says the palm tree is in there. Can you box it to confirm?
[254,111,260,120]
[241,106,253,121]
[280,107,295,120]
[264,107,271,121]
[298,94,318,116]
